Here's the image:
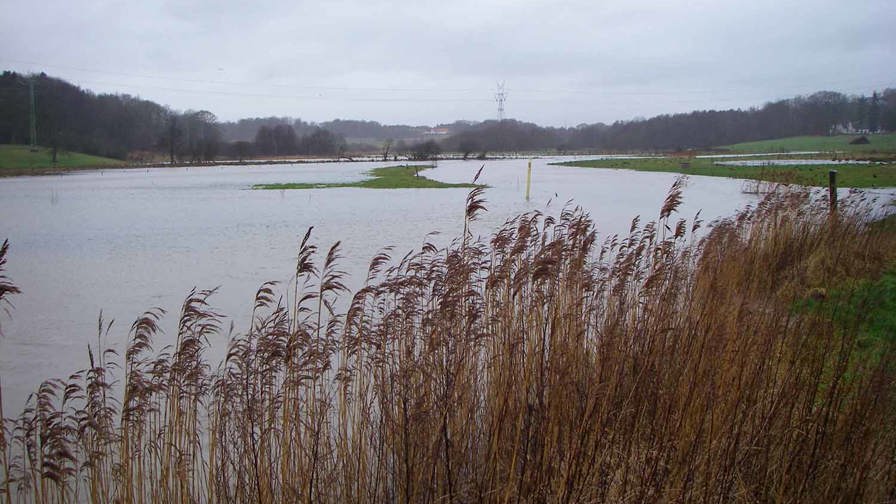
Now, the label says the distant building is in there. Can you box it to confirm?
[830,122,856,135]
[830,122,872,135]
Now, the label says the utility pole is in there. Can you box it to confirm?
[495,82,507,121]
[169,116,177,165]
[29,78,38,151]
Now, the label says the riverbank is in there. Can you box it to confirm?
[555,156,896,188]
[0,143,539,178]
[722,133,896,154]
[0,144,125,175]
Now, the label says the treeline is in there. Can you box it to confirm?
[220,117,420,143]
[220,118,478,143]
[0,72,354,162]
[221,117,418,143]
[1,71,171,159]
[567,90,896,151]
[198,117,357,160]
[219,117,318,143]
[2,70,894,161]
[445,90,896,153]
[250,124,347,157]
[0,71,225,162]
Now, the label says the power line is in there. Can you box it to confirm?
[3,58,893,106]
[29,77,37,150]
[66,78,492,103]
[495,82,507,121]
[0,58,482,94]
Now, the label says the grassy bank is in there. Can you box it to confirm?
[722,133,896,154]
[556,156,896,187]
[0,144,123,175]
[810,268,896,362]
[2,185,896,502]
[253,164,482,189]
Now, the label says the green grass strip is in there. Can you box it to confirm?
[554,157,896,188]
[722,133,896,154]
[253,165,483,190]
[797,268,896,368]
[0,144,123,175]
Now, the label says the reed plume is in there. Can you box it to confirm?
[2,181,896,502]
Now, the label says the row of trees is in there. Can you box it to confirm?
[220,119,448,160]
[0,72,397,161]
[218,118,480,144]
[2,71,894,160]
[219,118,427,144]
[1,71,169,159]
[218,117,319,143]
[0,71,224,162]
[444,90,896,153]
[253,124,347,157]
[566,90,896,151]
[162,111,222,163]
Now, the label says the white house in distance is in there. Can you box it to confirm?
[423,127,451,137]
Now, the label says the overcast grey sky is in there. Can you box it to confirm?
[2,0,894,126]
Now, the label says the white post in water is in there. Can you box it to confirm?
[525,159,532,201]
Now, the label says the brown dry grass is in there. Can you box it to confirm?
[2,180,896,503]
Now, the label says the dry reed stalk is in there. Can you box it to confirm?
[1,181,896,502]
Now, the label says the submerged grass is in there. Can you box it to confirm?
[2,180,896,502]
[253,164,483,190]
[556,156,896,188]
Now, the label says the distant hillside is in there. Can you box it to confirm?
[444,90,896,153]
[3,70,894,159]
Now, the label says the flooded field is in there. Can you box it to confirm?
[0,157,800,411]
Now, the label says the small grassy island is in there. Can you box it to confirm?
[253,164,484,190]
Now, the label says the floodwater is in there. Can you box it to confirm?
[0,157,864,412]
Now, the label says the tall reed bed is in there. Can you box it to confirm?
[1,181,895,502]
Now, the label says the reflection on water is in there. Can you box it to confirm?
[0,157,815,412]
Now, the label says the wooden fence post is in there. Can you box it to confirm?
[828,170,838,213]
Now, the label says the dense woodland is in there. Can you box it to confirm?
[445,90,896,153]
[1,70,894,161]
